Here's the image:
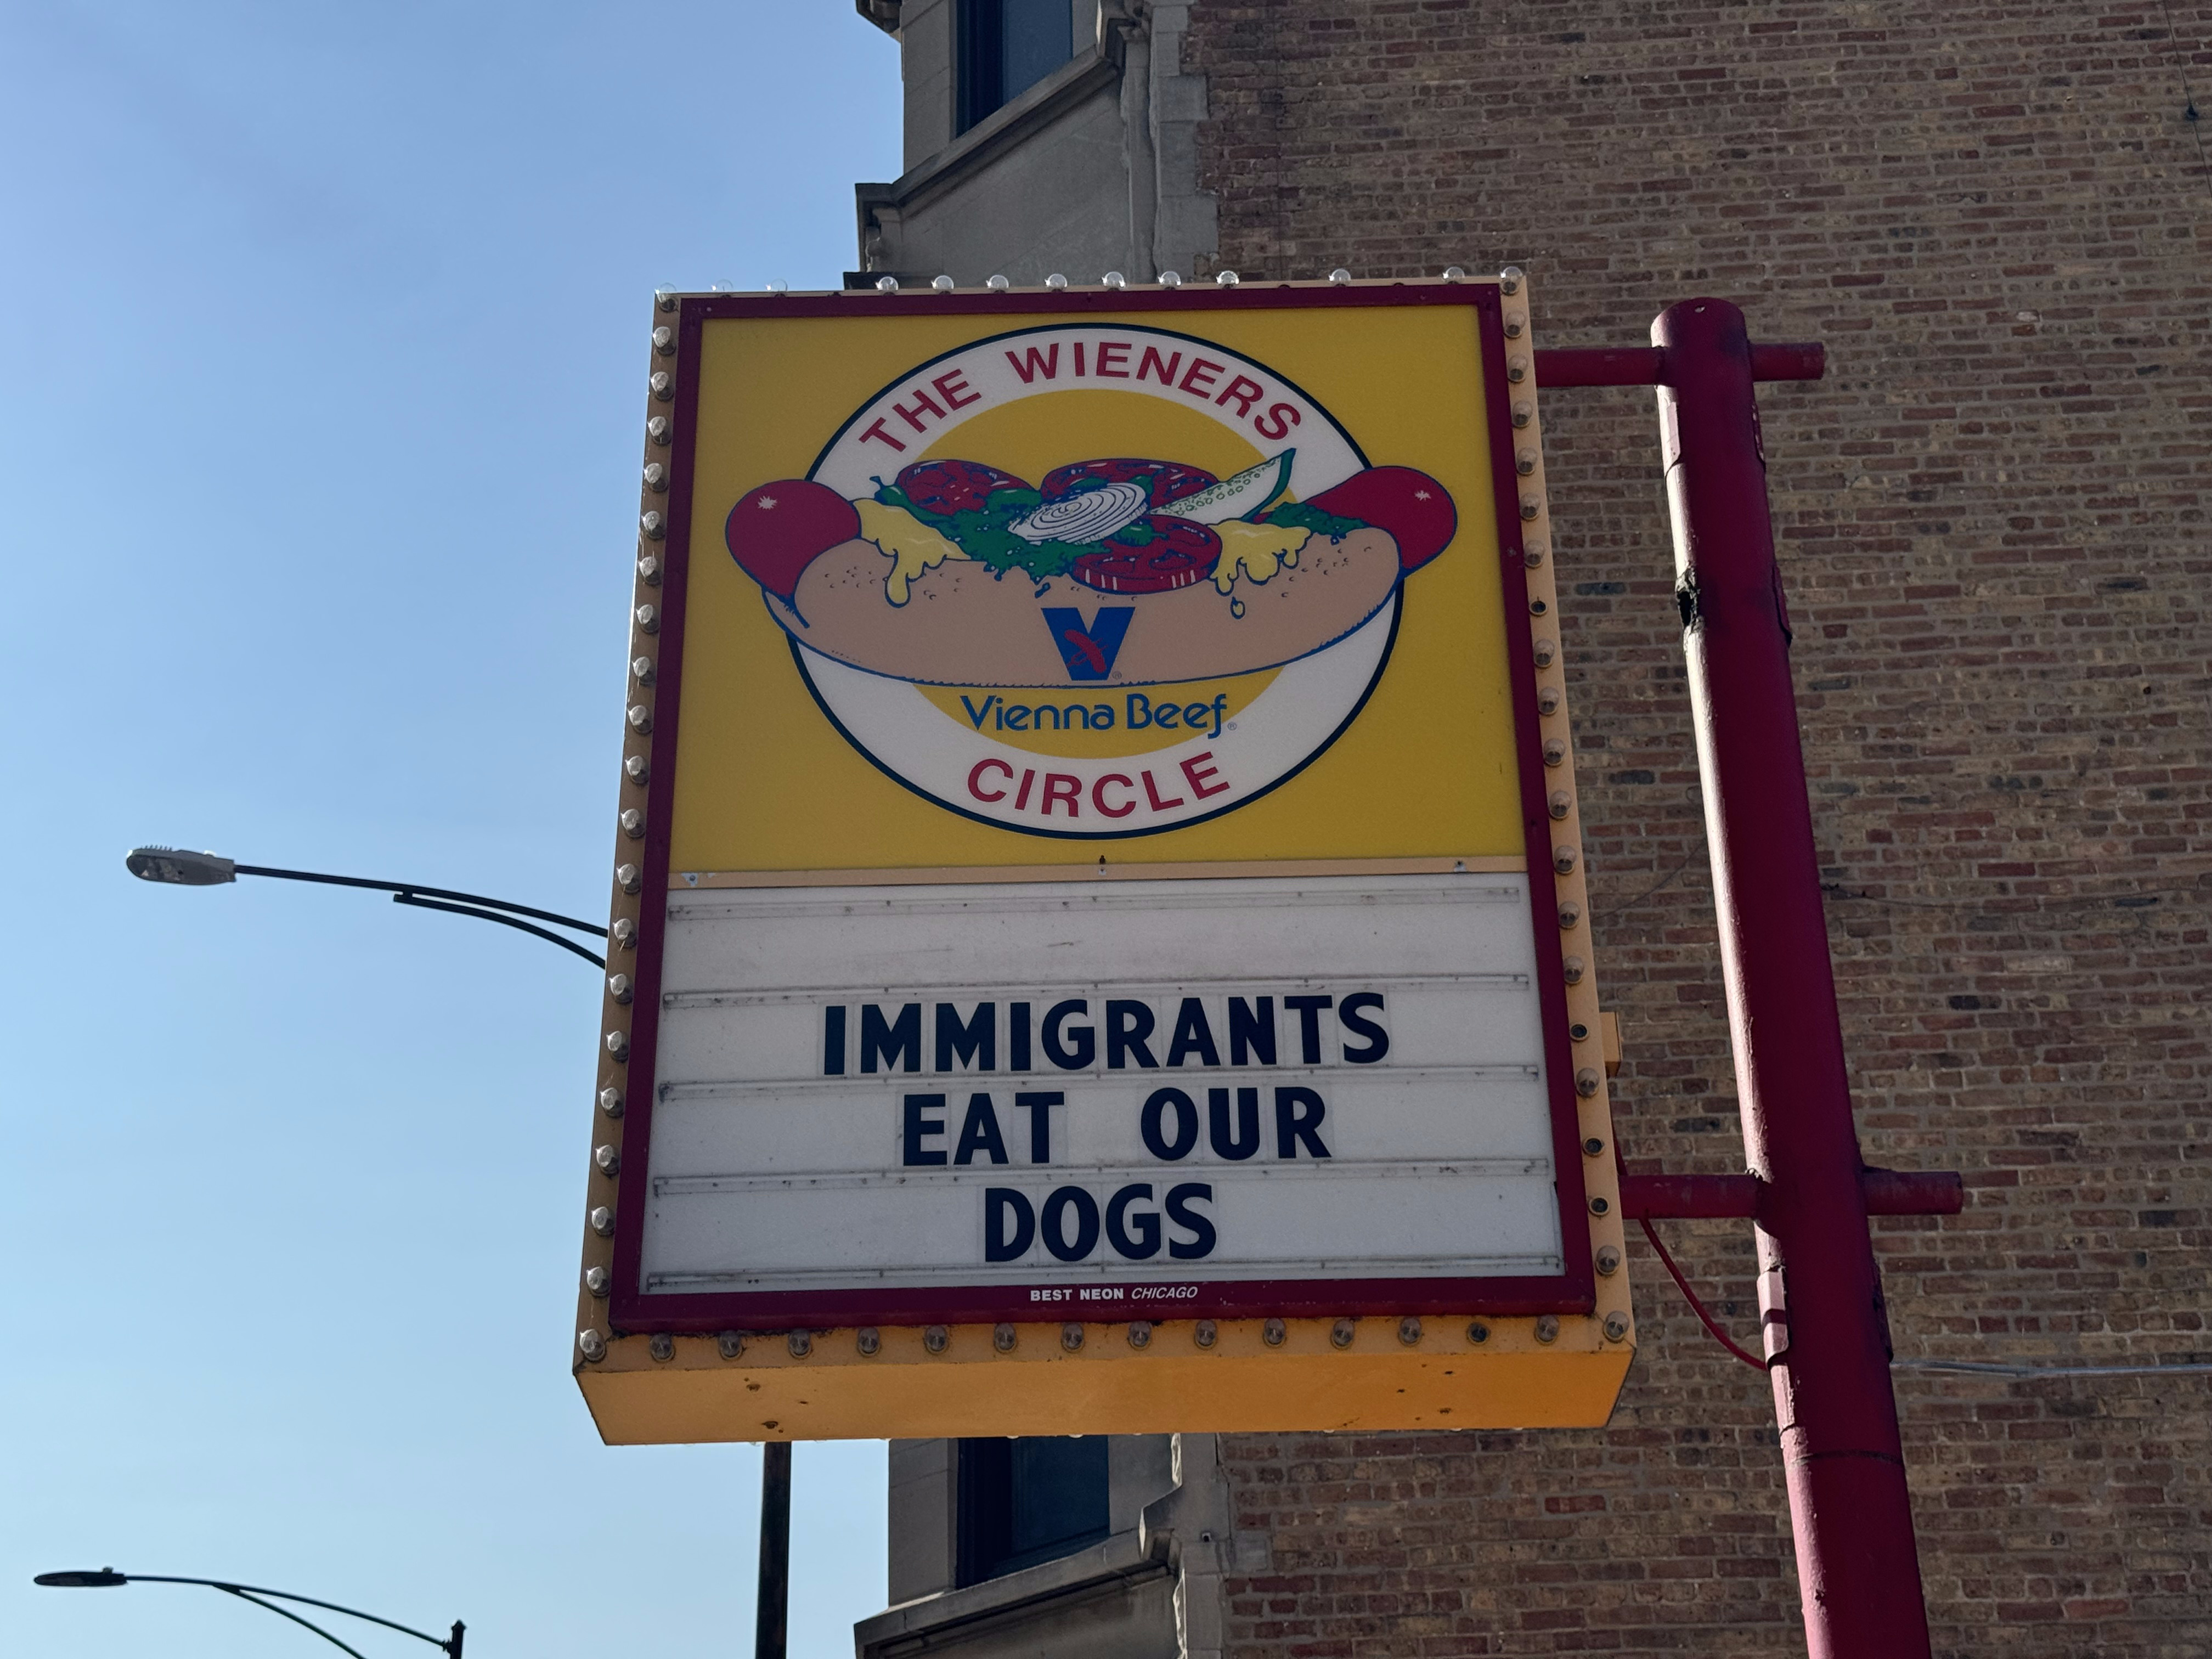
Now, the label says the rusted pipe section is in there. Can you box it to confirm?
[1863,1169,1964,1216]
[1619,1169,1964,1221]
[1620,1172,1760,1218]
[1537,347,1668,386]
[1653,297,1933,1659]
[1534,342,1825,388]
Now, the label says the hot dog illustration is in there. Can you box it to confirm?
[724,450,1455,689]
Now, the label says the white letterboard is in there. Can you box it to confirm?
[635,873,1566,1317]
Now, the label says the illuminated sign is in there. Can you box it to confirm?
[577,278,1631,1440]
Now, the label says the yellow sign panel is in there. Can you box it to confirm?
[669,303,1520,872]
[575,278,1631,1441]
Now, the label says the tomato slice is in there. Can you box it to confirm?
[1042,458,1218,510]
[1305,465,1458,571]
[1071,516,1222,594]
[894,459,1031,517]
[725,478,861,600]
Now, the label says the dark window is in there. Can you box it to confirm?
[955,1436,1111,1584]
[957,0,1077,133]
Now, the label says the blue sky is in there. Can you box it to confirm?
[2,4,901,1655]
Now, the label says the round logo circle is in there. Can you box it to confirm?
[721,322,1459,839]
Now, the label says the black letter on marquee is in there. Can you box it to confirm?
[1105,1000,1159,1069]
[935,1001,997,1072]
[1014,1090,1060,1161]
[985,1188,1035,1261]
[1283,995,1334,1065]
[1008,1001,1033,1072]
[1042,1000,1095,1070]
[1041,1186,1101,1262]
[954,1093,1009,1165]
[902,1093,948,1165]
[1274,1086,1331,1159]
[1207,1086,1261,1160]
[1165,1183,1216,1259]
[1164,998,1222,1068]
[1107,1183,1162,1259]
[1338,991,1390,1064]
[862,1002,923,1074]
[823,1005,847,1075]
[1139,1087,1200,1160]
[1228,996,1277,1066]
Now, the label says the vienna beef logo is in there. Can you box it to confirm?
[723,325,1459,837]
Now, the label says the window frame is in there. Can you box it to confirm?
[955,1435,1113,1586]
[955,0,1079,134]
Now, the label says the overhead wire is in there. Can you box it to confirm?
[2156,0,2211,203]
[1635,1218,1769,1371]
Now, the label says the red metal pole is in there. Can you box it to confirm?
[1616,1169,1964,1221]
[1651,298,1934,1658]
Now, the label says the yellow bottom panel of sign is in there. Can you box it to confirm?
[577,1314,1634,1442]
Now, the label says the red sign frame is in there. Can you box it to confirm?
[604,282,1595,1334]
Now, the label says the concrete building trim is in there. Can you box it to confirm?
[861,1434,1231,1657]
[1135,1434,1251,1659]
[854,0,901,37]
[1139,3,1214,282]
[855,35,1127,279]
[856,1530,1174,1658]
[852,0,1215,286]
[885,1439,961,1610]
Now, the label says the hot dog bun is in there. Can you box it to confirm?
[732,459,1455,690]
[766,526,1402,689]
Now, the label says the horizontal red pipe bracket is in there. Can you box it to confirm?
[1620,1167,1964,1221]
[1534,342,1826,388]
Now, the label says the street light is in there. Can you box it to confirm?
[125,845,608,968]
[117,848,794,1651]
[35,1567,463,1659]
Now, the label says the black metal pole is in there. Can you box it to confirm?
[125,847,610,969]
[390,891,607,968]
[230,865,605,938]
[232,867,611,968]
[756,1442,792,1659]
[34,1571,461,1658]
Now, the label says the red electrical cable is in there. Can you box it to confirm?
[1638,1217,1769,1371]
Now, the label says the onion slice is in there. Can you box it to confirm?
[1007,480,1150,545]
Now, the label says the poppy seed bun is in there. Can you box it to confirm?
[765,527,1401,690]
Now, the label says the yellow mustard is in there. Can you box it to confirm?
[857,498,971,606]
[1212,520,1313,595]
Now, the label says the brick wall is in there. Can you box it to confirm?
[1186,3,2212,1652]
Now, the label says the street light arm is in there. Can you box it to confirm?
[93,1575,459,1654]
[126,845,608,972]
[231,864,606,939]
[393,893,607,968]
[220,1588,373,1659]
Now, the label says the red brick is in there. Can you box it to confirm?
[1189,2,2212,1654]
